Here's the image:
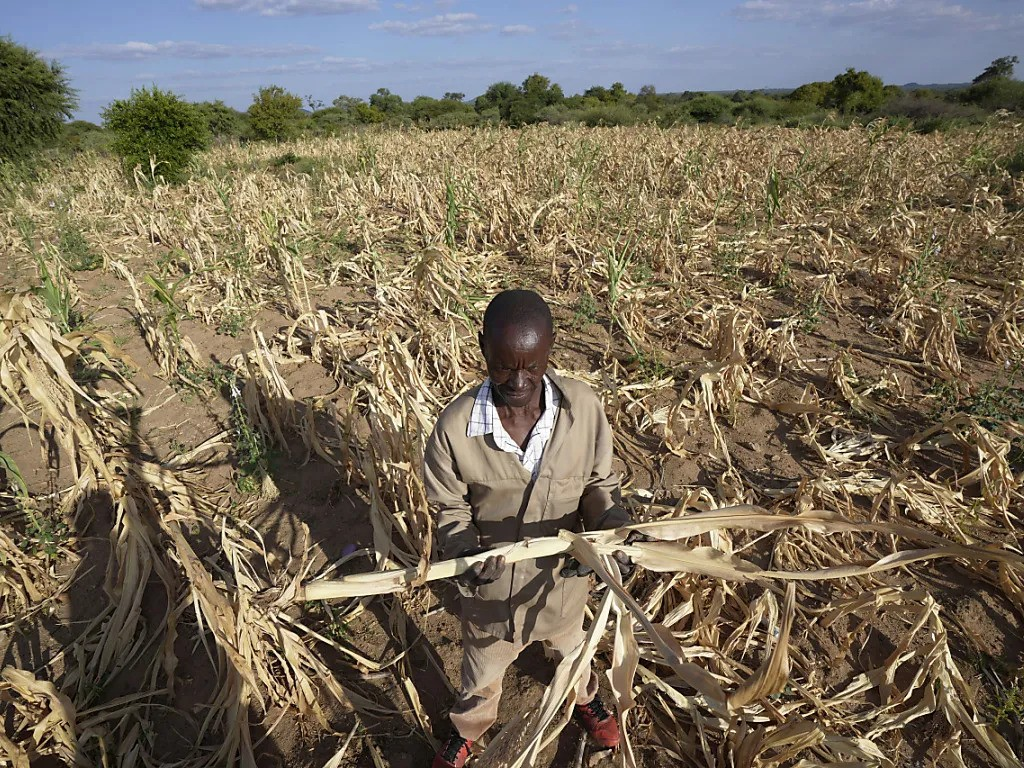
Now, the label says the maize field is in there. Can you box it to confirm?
[1,121,1024,767]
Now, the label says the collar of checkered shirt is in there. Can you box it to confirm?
[466,374,561,440]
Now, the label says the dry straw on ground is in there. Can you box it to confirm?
[2,121,1023,767]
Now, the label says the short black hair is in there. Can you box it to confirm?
[482,289,554,341]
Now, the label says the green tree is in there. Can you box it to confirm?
[474,81,521,118]
[369,87,405,116]
[637,84,661,110]
[310,106,355,135]
[60,120,113,154]
[973,56,1018,84]
[409,95,474,124]
[102,86,208,183]
[194,100,245,138]
[685,93,733,123]
[508,73,564,125]
[959,76,1024,111]
[0,37,78,162]
[443,92,465,102]
[247,86,304,141]
[354,102,386,124]
[786,81,831,106]
[521,73,564,105]
[825,68,886,113]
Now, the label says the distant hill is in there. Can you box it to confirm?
[898,82,970,92]
[686,83,973,97]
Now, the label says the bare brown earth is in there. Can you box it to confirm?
[2,123,1024,767]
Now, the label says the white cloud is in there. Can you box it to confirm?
[550,18,593,39]
[501,24,536,35]
[668,44,712,55]
[195,0,378,15]
[134,52,531,90]
[578,40,652,56]
[733,0,1018,32]
[561,4,579,13]
[146,55,377,82]
[51,41,319,60]
[370,12,494,35]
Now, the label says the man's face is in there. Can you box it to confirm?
[480,321,553,409]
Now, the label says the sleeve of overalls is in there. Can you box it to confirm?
[579,393,632,532]
[423,420,481,559]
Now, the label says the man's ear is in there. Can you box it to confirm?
[478,331,486,358]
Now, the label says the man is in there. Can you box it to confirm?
[423,289,637,768]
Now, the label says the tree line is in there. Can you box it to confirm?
[2,34,1021,184]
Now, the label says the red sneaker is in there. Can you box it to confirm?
[432,730,473,768]
[574,696,620,749]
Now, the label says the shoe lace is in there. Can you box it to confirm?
[582,698,611,721]
[442,733,468,761]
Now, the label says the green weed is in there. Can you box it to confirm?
[59,223,102,271]
[225,371,269,494]
[23,507,70,559]
[712,242,744,284]
[571,293,598,329]
[624,350,672,381]
[155,248,190,277]
[799,292,825,332]
[34,254,80,333]
[929,360,1024,466]
[0,451,28,497]
[989,677,1024,729]
[217,310,250,338]
[144,273,186,339]
[1001,143,1024,178]
[2,451,68,560]
[603,233,642,352]
[304,600,351,643]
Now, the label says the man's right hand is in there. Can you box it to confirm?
[457,553,507,589]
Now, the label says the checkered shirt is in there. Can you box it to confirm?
[467,376,561,478]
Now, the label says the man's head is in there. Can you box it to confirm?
[479,290,555,409]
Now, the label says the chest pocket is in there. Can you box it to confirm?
[547,476,585,502]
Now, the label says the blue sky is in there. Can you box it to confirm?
[6,0,1023,121]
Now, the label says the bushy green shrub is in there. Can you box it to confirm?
[429,110,480,129]
[58,222,101,271]
[1001,144,1024,177]
[247,86,305,141]
[310,106,356,135]
[60,120,113,154]
[786,81,830,106]
[684,93,733,123]
[535,104,577,125]
[733,96,783,123]
[194,100,246,139]
[579,103,644,127]
[878,94,983,132]
[0,37,78,162]
[958,77,1024,111]
[825,68,886,113]
[102,86,209,183]
[354,102,386,124]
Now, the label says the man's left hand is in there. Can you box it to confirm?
[560,530,653,580]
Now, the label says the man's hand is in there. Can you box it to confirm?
[457,552,507,589]
[560,530,653,580]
